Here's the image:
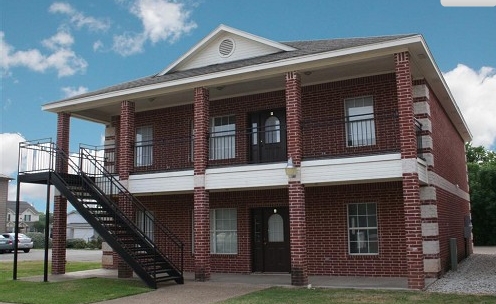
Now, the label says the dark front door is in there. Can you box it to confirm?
[252,207,290,273]
[250,109,286,163]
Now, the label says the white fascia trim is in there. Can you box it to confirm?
[43,36,421,112]
[206,162,286,175]
[158,24,297,75]
[129,170,193,180]
[302,153,401,167]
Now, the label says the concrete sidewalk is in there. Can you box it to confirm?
[21,270,409,304]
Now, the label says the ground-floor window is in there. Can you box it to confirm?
[136,210,154,242]
[210,208,237,254]
[347,202,378,254]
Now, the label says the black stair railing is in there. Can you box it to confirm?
[78,144,184,276]
[17,139,184,288]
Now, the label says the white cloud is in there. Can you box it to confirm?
[93,40,104,52]
[0,133,49,203]
[443,64,496,148]
[0,133,25,177]
[113,0,197,56]
[61,86,89,98]
[42,31,75,50]
[112,32,146,56]
[0,31,87,77]
[49,2,111,32]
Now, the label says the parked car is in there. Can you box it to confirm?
[1,233,34,253]
[0,235,10,253]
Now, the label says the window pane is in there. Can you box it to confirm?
[348,203,378,255]
[210,116,235,160]
[265,116,281,144]
[210,208,237,254]
[136,126,153,166]
[268,214,284,242]
[345,97,376,147]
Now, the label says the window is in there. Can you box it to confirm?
[347,203,378,254]
[24,214,31,222]
[210,116,235,160]
[190,120,195,162]
[345,97,376,147]
[136,210,154,241]
[210,208,237,254]
[135,126,153,167]
[268,213,284,242]
[7,214,11,221]
[265,115,281,144]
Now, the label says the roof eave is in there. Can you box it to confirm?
[43,36,422,112]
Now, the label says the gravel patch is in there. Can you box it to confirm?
[427,252,496,295]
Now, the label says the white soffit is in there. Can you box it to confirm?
[158,24,296,75]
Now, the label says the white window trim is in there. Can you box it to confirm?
[209,115,236,160]
[135,126,153,167]
[345,96,376,147]
[210,208,238,254]
[347,202,379,255]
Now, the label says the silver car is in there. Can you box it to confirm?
[0,235,10,253]
[1,233,34,253]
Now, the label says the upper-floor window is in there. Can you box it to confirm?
[135,126,153,167]
[210,115,235,160]
[348,202,378,255]
[24,214,31,222]
[7,214,11,222]
[345,96,376,147]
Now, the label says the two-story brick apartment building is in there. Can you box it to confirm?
[27,25,471,289]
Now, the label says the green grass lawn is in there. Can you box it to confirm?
[221,287,496,304]
[0,260,151,304]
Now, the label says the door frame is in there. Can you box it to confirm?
[251,207,291,273]
[249,109,287,164]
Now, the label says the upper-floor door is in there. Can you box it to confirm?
[250,109,286,163]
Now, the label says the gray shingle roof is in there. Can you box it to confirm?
[6,201,40,214]
[50,34,416,104]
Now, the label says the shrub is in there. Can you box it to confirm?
[26,232,52,249]
[87,236,103,249]
[66,238,87,249]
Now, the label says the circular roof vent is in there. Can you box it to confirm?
[219,38,235,57]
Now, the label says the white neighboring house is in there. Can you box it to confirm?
[66,210,97,240]
[6,201,41,233]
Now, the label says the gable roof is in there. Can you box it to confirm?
[45,33,415,105]
[159,24,297,75]
[42,25,471,143]
[6,201,41,215]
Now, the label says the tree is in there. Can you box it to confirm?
[32,213,53,233]
[466,143,496,245]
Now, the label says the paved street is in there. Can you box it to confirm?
[0,249,102,262]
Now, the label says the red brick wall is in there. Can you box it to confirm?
[429,92,469,192]
[427,81,471,273]
[139,182,408,277]
[114,73,400,171]
[53,112,70,274]
[119,101,135,180]
[135,104,194,172]
[436,187,471,270]
[306,182,407,277]
[301,73,400,158]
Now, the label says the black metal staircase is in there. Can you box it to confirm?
[17,139,184,289]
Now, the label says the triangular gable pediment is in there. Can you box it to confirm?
[158,24,296,75]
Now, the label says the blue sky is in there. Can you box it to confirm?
[1,0,495,210]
